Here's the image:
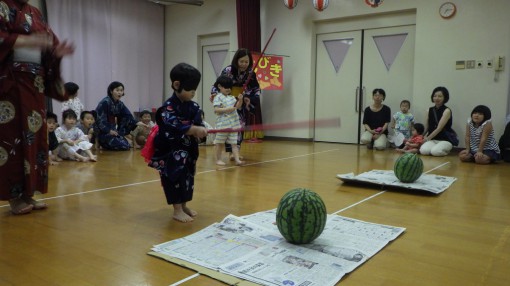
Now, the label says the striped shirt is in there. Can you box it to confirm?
[213,93,241,130]
[468,119,500,153]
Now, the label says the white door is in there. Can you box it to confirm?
[314,25,415,143]
[200,41,230,126]
[315,31,362,143]
[361,26,416,136]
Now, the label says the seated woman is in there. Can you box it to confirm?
[360,88,391,150]
[95,81,141,150]
[420,86,457,156]
[459,105,500,164]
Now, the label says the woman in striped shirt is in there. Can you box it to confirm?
[459,105,501,164]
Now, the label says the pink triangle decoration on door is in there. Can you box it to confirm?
[372,33,408,71]
[323,38,353,73]
[208,49,228,77]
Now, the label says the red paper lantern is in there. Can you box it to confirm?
[365,0,384,8]
[283,0,298,9]
[313,0,329,12]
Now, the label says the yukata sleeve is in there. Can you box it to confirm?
[54,127,66,143]
[0,4,17,62]
[156,105,191,137]
[34,10,67,102]
[118,102,137,133]
[245,69,261,99]
[95,99,111,134]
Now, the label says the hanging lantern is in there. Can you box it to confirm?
[313,0,329,12]
[283,0,298,9]
[365,0,384,8]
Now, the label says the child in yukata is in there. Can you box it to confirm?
[47,111,62,165]
[146,63,207,223]
[212,75,244,166]
[76,111,96,143]
[55,109,97,162]
[62,82,84,118]
[396,123,425,153]
[390,100,415,148]
[131,110,156,149]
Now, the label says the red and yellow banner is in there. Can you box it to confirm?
[252,54,284,90]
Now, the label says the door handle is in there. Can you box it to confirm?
[355,87,360,112]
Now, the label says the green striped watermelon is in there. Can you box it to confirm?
[276,188,327,244]
[394,153,423,183]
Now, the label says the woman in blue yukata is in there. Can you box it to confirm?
[95,81,142,150]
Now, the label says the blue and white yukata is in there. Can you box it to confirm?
[95,96,137,150]
[149,93,203,205]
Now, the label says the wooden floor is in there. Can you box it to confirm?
[1,141,509,286]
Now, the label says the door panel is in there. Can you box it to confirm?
[362,26,416,135]
[201,44,230,126]
[315,31,362,143]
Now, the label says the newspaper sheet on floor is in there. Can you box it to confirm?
[150,209,405,286]
[337,169,457,194]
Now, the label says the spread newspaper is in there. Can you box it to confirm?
[337,170,457,194]
[150,209,405,286]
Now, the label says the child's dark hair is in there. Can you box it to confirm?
[231,48,254,70]
[430,86,449,103]
[400,100,411,108]
[139,110,151,119]
[80,110,93,120]
[90,110,98,120]
[471,105,492,123]
[64,82,79,96]
[413,123,425,135]
[372,88,386,100]
[170,63,201,92]
[46,111,58,122]
[107,81,125,97]
[62,109,78,122]
[214,75,234,90]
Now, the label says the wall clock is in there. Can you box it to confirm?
[439,2,456,19]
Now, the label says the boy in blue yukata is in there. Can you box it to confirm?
[148,63,208,223]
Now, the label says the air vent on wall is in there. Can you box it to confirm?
[148,0,204,6]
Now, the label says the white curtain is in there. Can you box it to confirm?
[46,0,164,116]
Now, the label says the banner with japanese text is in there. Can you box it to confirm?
[252,54,284,90]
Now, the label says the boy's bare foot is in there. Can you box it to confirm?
[183,206,197,217]
[173,210,194,223]
[216,160,226,166]
[90,155,97,162]
[49,160,59,166]
[235,160,245,166]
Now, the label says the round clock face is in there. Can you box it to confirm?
[439,2,456,19]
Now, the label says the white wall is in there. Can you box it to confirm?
[164,0,510,144]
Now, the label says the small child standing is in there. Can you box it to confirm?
[146,63,207,223]
[55,109,97,162]
[47,111,63,165]
[390,100,415,147]
[62,82,84,118]
[77,111,96,143]
[396,123,425,153]
[131,110,155,149]
[459,105,501,164]
[212,75,244,166]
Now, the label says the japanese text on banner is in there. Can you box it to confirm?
[252,54,284,90]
